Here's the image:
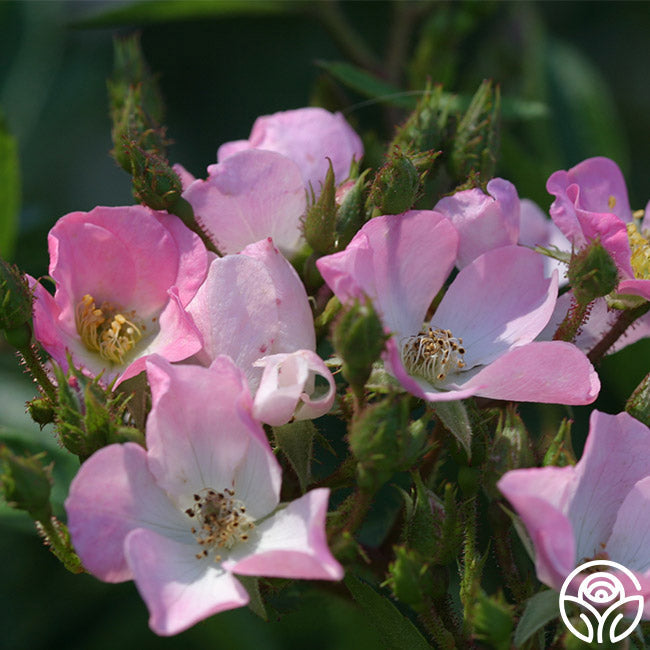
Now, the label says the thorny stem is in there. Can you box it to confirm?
[170,197,221,256]
[418,602,457,649]
[588,301,650,364]
[552,295,591,343]
[19,344,57,403]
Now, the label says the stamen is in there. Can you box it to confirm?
[75,294,143,364]
[400,327,466,385]
[627,223,650,280]
[608,195,617,210]
[185,487,254,562]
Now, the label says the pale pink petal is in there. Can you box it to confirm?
[225,489,343,581]
[218,107,363,190]
[65,443,189,583]
[498,466,576,591]
[252,350,336,426]
[550,157,633,223]
[606,476,650,573]
[145,355,281,517]
[432,246,558,367]
[187,255,280,370]
[567,411,650,563]
[317,211,458,339]
[125,528,249,636]
[434,178,519,268]
[618,278,650,301]
[217,139,251,161]
[519,198,570,281]
[183,149,306,255]
[155,212,209,306]
[240,238,315,352]
[116,287,203,385]
[453,341,600,404]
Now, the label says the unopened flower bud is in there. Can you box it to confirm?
[387,546,445,610]
[484,407,534,500]
[126,142,182,211]
[543,418,576,467]
[471,591,514,648]
[0,446,52,522]
[335,170,369,250]
[0,259,33,348]
[368,148,420,215]
[303,160,337,255]
[349,397,409,491]
[333,298,388,396]
[450,79,500,184]
[568,240,619,305]
[27,397,55,428]
[626,371,650,427]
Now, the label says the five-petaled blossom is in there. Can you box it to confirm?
[499,410,650,616]
[65,355,343,636]
[31,206,207,385]
[547,156,650,301]
[317,210,599,403]
[187,237,336,426]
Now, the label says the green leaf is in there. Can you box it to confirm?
[345,575,434,650]
[73,0,296,27]
[236,575,267,621]
[499,504,535,562]
[317,61,416,109]
[514,589,559,647]
[431,400,472,458]
[0,116,20,259]
[273,420,315,493]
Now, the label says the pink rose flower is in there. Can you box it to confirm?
[31,206,207,385]
[547,157,650,301]
[498,410,650,617]
[65,355,343,636]
[217,107,364,191]
[317,210,599,404]
[187,237,335,425]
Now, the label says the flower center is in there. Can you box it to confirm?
[627,221,650,280]
[185,488,254,561]
[75,294,143,365]
[400,327,466,384]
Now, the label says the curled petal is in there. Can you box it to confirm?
[253,350,336,426]
[225,488,343,581]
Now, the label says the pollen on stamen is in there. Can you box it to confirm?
[401,327,466,385]
[185,487,254,562]
[75,294,143,365]
[627,222,650,280]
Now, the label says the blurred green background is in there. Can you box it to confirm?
[1,1,649,648]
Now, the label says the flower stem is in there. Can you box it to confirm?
[552,295,591,343]
[170,197,221,256]
[18,344,57,403]
[588,301,650,364]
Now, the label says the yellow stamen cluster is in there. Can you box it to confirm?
[75,294,143,365]
[401,327,466,384]
[627,222,650,280]
[186,488,254,561]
